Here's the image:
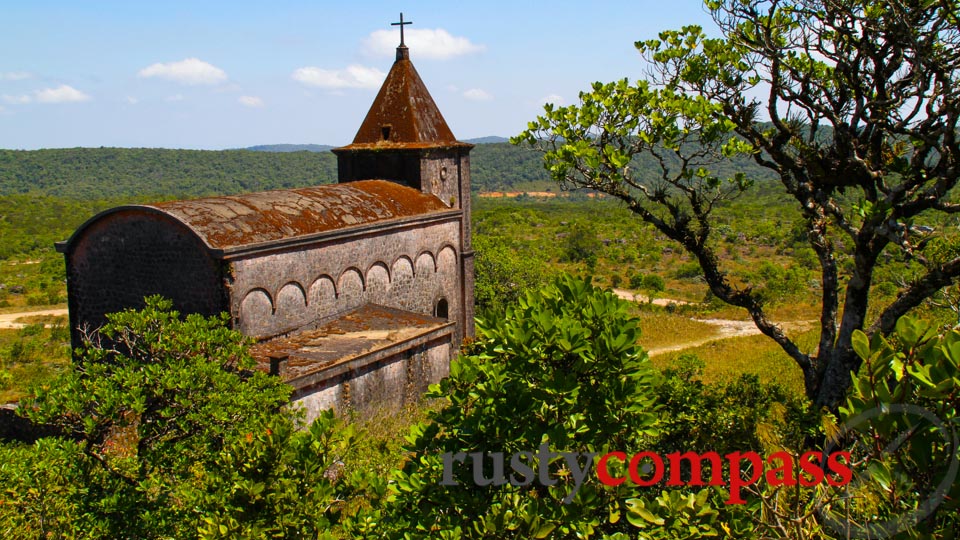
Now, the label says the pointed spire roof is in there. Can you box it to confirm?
[335,45,471,151]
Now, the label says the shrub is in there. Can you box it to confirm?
[643,274,665,293]
[3,296,374,538]
[370,275,724,539]
[474,235,549,316]
[561,222,602,268]
[826,317,960,538]
[674,261,701,279]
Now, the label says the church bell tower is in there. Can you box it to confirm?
[331,13,475,338]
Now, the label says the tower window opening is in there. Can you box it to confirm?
[435,298,449,320]
[381,125,391,140]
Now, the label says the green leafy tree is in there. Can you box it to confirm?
[369,275,725,539]
[474,235,550,316]
[515,0,960,409]
[561,222,602,269]
[1,296,370,539]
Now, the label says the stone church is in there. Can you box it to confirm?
[55,35,475,420]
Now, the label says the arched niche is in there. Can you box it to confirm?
[239,288,274,339]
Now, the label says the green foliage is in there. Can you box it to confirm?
[0,143,766,202]
[561,222,602,269]
[748,261,812,305]
[1,297,371,539]
[0,438,102,538]
[0,196,121,260]
[513,0,960,408]
[470,143,557,192]
[474,234,550,316]
[643,274,665,293]
[471,142,772,194]
[0,323,70,403]
[829,317,960,538]
[366,275,726,539]
[0,148,337,199]
[655,355,811,458]
[674,261,702,279]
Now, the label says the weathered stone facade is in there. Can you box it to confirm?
[56,42,473,419]
[61,209,228,345]
[229,214,463,343]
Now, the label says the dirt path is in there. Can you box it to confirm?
[646,318,817,357]
[612,288,813,357]
[612,288,691,307]
[0,308,69,329]
[645,319,762,356]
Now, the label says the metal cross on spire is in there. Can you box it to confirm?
[392,13,412,47]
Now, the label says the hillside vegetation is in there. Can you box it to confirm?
[0,142,775,199]
[0,148,338,199]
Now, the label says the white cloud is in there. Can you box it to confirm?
[165,94,184,102]
[2,94,31,105]
[3,85,91,105]
[35,85,91,103]
[125,96,139,105]
[238,95,264,107]
[1,71,32,81]
[292,65,385,90]
[363,28,484,60]
[463,88,492,101]
[138,58,227,85]
[540,94,565,106]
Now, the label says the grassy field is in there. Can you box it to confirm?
[0,256,67,313]
[0,323,70,403]
[650,329,819,395]
[633,310,721,351]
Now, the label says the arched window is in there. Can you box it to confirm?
[434,297,449,320]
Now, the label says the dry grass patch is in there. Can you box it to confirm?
[14,314,67,326]
[704,302,820,322]
[651,329,819,395]
[635,311,720,351]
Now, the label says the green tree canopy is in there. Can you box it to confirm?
[515,0,960,409]
[1,297,370,539]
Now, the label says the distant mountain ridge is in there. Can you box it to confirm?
[245,144,335,153]
[244,137,509,152]
[464,136,510,144]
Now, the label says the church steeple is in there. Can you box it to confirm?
[331,14,475,340]
[337,14,466,149]
[332,14,472,193]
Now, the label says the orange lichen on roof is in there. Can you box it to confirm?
[148,179,449,250]
[334,52,471,151]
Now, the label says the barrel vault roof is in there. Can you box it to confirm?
[60,180,454,255]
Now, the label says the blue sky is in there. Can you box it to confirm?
[0,1,716,150]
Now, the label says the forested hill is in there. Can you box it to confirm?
[0,142,774,200]
[0,148,338,200]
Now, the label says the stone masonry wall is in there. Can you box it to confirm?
[230,218,462,343]
[290,336,451,419]
[420,152,461,209]
[65,211,226,346]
